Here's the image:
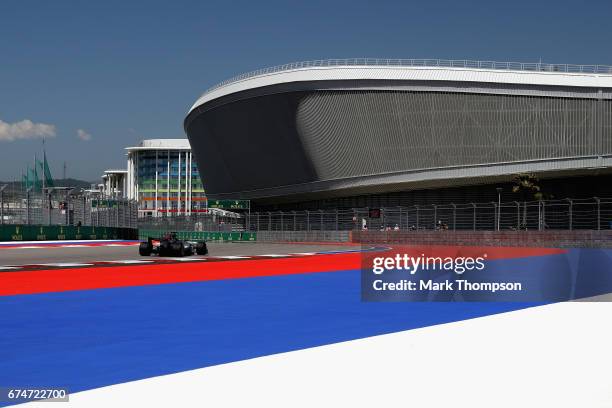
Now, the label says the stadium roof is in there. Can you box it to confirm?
[189,58,612,114]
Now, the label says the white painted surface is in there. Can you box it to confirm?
[42,302,612,408]
[34,263,93,268]
[213,256,251,259]
[0,240,133,246]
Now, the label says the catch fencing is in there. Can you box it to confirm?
[137,212,244,232]
[0,189,138,229]
[245,197,612,232]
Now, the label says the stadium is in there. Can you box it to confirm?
[184,59,612,211]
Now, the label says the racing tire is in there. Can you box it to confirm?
[195,241,208,255]
[139,242,152,256]
[159,242,171,257]
[171,242,184,257]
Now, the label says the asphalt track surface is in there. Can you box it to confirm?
[0,242,356,266]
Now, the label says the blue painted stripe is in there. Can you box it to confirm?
[0,269,533,399]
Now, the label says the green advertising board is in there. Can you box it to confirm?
[139,230,256,242]
[91,200,118,208]
[207,199,250,210]
[0,225,138,241]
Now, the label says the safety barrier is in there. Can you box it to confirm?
[255,231,351,242]
[352,230,612,248]
[138,230,257,242]
[0,225,138,241]
[0,189,138,228]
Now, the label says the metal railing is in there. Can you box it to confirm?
[204,58,612,94]
[137,212,244,232]
[0,189,138,229]
[245,197,612,232]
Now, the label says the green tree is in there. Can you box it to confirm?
[512,173,553,201]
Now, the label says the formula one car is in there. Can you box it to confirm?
[139,232,208,257]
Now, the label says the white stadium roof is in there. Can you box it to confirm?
[189,58,612,114]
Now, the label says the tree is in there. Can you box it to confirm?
[511,173,553,201]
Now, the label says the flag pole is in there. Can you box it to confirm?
[34,152,37,192]
[42,137,46,193]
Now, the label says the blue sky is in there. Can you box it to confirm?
[1,0,611,181]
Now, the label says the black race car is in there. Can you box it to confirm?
[139,232,208,257]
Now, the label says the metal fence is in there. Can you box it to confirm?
[205,58,612,94]
[137,211,244,232]
[0,189,138,229]
[15,194,600,233]
[245,197,612,232]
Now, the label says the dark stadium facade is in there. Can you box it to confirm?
[184,59,612,210]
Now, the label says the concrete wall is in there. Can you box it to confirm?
[352,230,612,248]
[225,229,612,247]
[256,230,351,243]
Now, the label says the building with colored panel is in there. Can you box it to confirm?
[126,139,206,216]
[184,59,612,210]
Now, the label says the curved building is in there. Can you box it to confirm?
[184,59,612,208]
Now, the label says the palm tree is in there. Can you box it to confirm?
[512,173,554,230]
[512,173,553,201]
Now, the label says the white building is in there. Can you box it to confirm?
[101,169,128,198]
[126,139,207,217]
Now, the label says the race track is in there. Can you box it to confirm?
[1,241,610,407]
[0,241,358,267]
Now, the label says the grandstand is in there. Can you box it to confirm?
[185,59,612,213]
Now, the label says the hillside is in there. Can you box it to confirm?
[0,178,95,191]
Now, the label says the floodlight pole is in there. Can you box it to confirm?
[496,187,503,231]
[0,185,7,225]
[66,188,76,225]
[46,187,53,226]
[26,187,33,225]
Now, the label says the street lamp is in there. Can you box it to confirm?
[496,187,503,231]
[0,185,7,225]
[26,187,33,225]
[65,188,78,226]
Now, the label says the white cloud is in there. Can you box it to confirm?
[0,119,56,142]
[76,129,92,141]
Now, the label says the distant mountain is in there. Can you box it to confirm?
[0,178,95,191]
[50,178,96,188]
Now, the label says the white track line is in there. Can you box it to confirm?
[0,240,134,246]
[213,256,252,260]
[34,263,94,268]
[158,258,204,262]
[0,250,351,270]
